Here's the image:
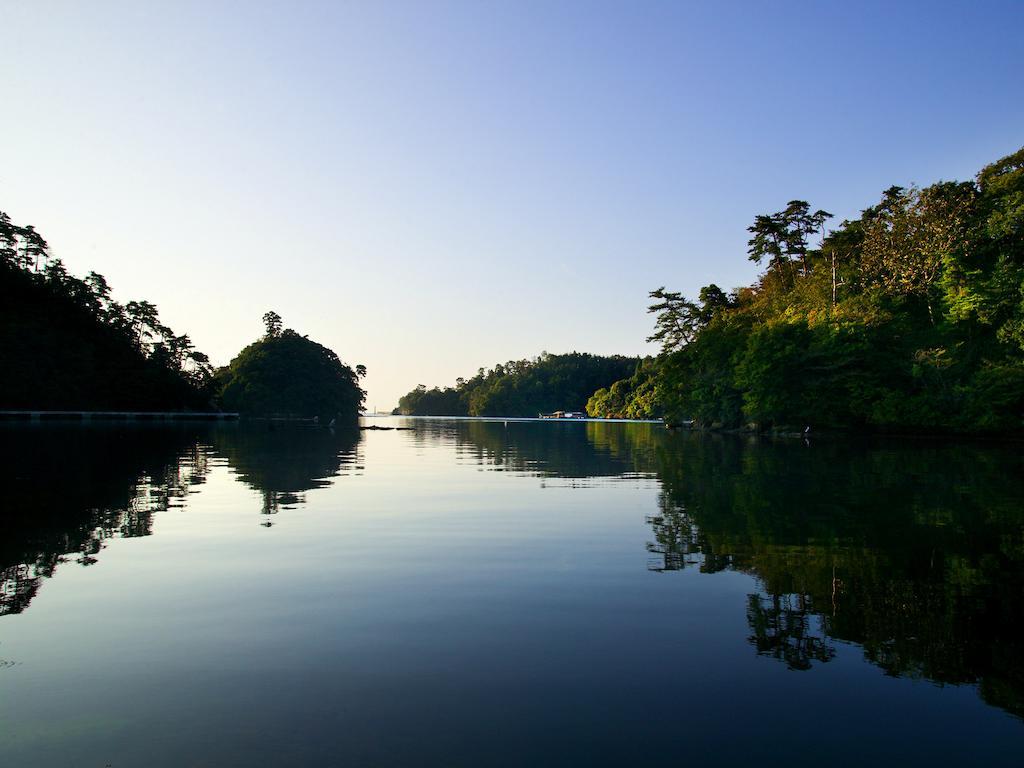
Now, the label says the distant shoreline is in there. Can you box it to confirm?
[367,414,664,424]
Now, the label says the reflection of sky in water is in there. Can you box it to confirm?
[0,420,1022,767]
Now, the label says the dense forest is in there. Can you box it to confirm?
[396,352,639,417]
[585,357,662,420]
[593,146,1024,433]
[1,212,366,418]
[0,210,215,410]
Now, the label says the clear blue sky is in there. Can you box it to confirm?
[2,1,1021,409]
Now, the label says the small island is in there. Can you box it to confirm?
[218,311,366,424]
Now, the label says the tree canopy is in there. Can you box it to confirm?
[218,316,365,421]
[0,210,215,410]
[594,145,1024,432]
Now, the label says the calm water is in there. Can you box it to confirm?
[1,418,1022,766]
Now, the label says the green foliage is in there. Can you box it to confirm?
[0,210,214,410]
[219,322,365,420]
[397,352,639,417]
[586,357,662,419]
[747,200,832,278]
[635,146,1024,432]
[977,146,1024,246]
[646,288,703,352]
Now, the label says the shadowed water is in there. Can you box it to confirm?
[1,419,1022,766]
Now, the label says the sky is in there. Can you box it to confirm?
[2,1,1022,410]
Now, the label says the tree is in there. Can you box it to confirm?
[821,225,861,306]
[977,145,1024,247]
[0,212,19,266]
[747,213,790,276]
[124,300,161,349]
[697,284,734,322]
[860,183,976,323]
[18,225,49,273]
[262,310,283,338]
[747,201,831,278]
[647,287,702,353]
[782,200,832,275]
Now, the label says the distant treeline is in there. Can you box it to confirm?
[591,146,1024,433]
[0,211,215,410]
[396,352,639,417]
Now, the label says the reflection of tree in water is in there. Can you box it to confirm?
[646,503,702,572]
[0,424,363,616]
[0,425,213,617]
[746,593,836,671]
[639,430,1024,717]
[647,494,837,671]
[210,425,361,520]
[412,418,1023,687]
[404,419,660,483]
[405,415,1024,712]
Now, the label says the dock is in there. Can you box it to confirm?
[0,411,239,422]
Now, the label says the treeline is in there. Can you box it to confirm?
[1,212,366,418]
[396,352,639,417]
[1,210,215,410]
[596,146,1024,432]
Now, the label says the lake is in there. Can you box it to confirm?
[1,418,1022,766]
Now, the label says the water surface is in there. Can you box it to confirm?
[1,419,1022,766]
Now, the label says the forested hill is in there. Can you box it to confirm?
[592,145,1024,433]
[217,311,366,422]
[396,352,640,417]
[0,210,215,410]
